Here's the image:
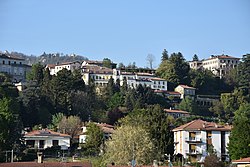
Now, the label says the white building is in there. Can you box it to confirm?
[82,66,168,91]
[46,61,81,75]
[24,129,71,150]
[164,109,190,119]
[173,119,231,163]
[0,53,31,82]
[189,55,240,78]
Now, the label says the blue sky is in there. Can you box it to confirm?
[0,0,249,68]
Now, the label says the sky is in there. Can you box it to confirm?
[0,0,249,68]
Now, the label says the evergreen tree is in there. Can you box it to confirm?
[192,54,199,61]
[228,103,250,160]
[161,49,169,61]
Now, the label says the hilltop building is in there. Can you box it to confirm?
[189,55,240,78]
[175,85,196,99]
[173,119,231,163]
[46,61,81,75]
[0,53,31,82]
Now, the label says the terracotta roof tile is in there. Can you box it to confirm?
[164,109,190,114]
[173,119,231,132]
[24,129,70,137]
[232,157,250,163]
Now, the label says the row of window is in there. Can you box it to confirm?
[2,60,22,65]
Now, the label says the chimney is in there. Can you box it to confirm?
[202,123,206,128]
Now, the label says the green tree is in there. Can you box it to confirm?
[204,154,224,167]
[178,97,197,115]
[156,52,190,88]
[192,54,199,61]
[104,125,154,165]
[161,49,169,61]
[82,122,103,156]
[228,103,250,160]
[103,58,112,68]
[120,105,174,160]
[237,54,250,95]
[27,63,44,84]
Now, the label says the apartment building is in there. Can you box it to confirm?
[189,55,240,78]
[0,53,31,82]
[173,119,231,163]
[175,85,196,99]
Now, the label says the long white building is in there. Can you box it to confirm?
[189,55,240,78]
[173,119,231,163]
[82,65,168,91]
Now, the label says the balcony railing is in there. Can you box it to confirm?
[185,137,202,143]
[186,150,202,155]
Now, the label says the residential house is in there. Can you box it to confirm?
[154,90,181,105]
[0,53,31,82]
[24,129,71,150]
[82,60,117,69]
[175,85,196,99]
[46,61,81,75]
[232,157,250,167]
[79,123,114,144]
[173,119,231,163]
[189,55,240,78]
[164,108,190,119]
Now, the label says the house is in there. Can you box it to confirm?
[189,55,240,78]
[24,129,71,150]
[175,85,196,99]
[0,53,31,82]
[82,60,117,69]
[79,123,114,144]
[154,90,181,104]
[164,108,190,119]
[173,119,231,163]
[46,61,81,75]
[232,157,250,167]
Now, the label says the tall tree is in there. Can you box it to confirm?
[228,103,250,160]
[161,49,169,61]
[178,97,198,115]
[104,125,154,165]
[146,54,155,69]
[27,63,44,85]
[237,54,250,95]
[192,54,199,61]
[120,105,174,160]
[156,52,190,88]
[82,122,104,156]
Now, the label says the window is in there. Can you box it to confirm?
[8,61,10,65]
[2,60,5,64]
[39,140,45,149]
[20,62,22,65]
[52,140,59,146]
[26,140,35,148]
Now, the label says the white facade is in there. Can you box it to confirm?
[189,55,240,78]
[48,61,81,75]
[173,120,231,163]
[0,53,31,82]
[82,66,168,91]
[24,129,71,150]
[175,85,196,99]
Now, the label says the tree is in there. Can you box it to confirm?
[48,113,64,131]
[118,63,125,69]
[192,54,199,61]
[228,103,250,160]
[146,54,155,69]
[104,125,154,165]
[156,52,190,88]
[204,154,224,167]
[27,63,44,84]
[58,115,81,143]
[120,105,174,160]
[82,122,103,156]
[103,58,112,68]
[237,54,250,95]
[178,97,198,115]
[161,49,169,61]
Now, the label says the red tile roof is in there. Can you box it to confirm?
[205,55,240,61]
[164,109,190,114]
[24,129,70,137]
[178,85,196,89]
[150,77,166,81]
[173,119,231,132]
[232,157,250,163]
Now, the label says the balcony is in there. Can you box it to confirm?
[186,150,202,155]
[185,137,202,143]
